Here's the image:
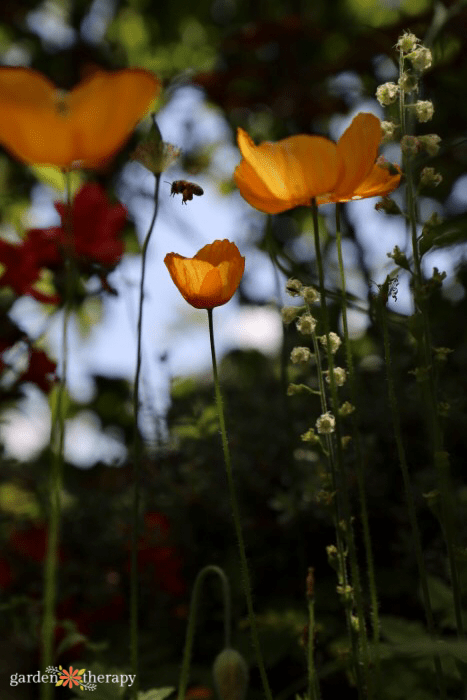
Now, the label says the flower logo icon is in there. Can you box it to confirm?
[56,666,85,689]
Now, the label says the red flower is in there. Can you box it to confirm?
[9,524,65,563]
[20,348,56,393]
[0,237,59,303]
[51,183,127,267]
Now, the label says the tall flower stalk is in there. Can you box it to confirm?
[130,172,161,698]
[380,32,465,640]
[377,280,447,699]
[40,171,74,700]
[164,240,272,698]
[310,200,371,699]
[207,308,273,700]
[334,203,380,674]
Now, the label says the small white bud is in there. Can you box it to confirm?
[302,286,320,304]
[290,347,313,364]
[415,100,434,123]
[376,82,399,106]
[339,401,355,417]
[319,332,341,354]
[296,313,317,335]
[420,167,442,188]
[401,135,420,156]
[418,134,441,156]
[285,278,303,297]
[381,121,396,142]
[316,412,336,435]
[398,71,418,94]
[324,367,347,387]
[408,46,432,72]
[282,306,301,325]
[397,32,419,54]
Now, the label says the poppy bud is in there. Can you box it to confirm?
[213,648,248,700]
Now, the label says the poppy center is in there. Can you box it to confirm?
[54,90,70,117]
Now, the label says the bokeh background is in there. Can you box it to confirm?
[2,0,467,698]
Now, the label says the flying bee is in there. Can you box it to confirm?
[166,180,204,205]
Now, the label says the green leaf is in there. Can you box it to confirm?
[138,688,175,700]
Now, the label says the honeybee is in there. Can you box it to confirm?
[167,180,204,204]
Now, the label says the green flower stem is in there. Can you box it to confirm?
[310,199,370,700]
[378,288,446,700]
[334,204,380,671]
[306,568,321,700]
[399,48,464,639]
[207,308,273,700]
[178,565,231,700]
[41,172,73,700]
[131,173,161,698]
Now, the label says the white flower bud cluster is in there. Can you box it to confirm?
[408,46,432,72]
[290,347,314,364]
[302,286,320,304]
[420,167,442,188]
[339,401,355,417]
[285,278,303,297]
[381,121,397,142]
[415,100,434,122]
[324,367,347,387]
[296,313,317,335]
[319,332,341,354]
[281,306,301,325]
[316,412,336,435]
[376,82,399,106]
[397,32,419,54]
[418,134,441,156]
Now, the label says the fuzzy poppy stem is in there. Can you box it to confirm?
[334,204,381,676]
[40,172,73,700]
[130,172,161,699]
[177,565,231,700]
[207,308,273,700]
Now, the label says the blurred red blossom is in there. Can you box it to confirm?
[0,183,127,305]
[51,183,127,267]
[19,348,56,393]
[127,511,186,597]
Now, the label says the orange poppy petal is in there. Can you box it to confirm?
[165,241,245,309]
[234,159,295,214]
[0,67,72,165]
[350,162,402,200]
[236,128,341,212]
[334,113,382,200]
[0,67,160,167]
[67,69,161,167]
[194,239,241,266]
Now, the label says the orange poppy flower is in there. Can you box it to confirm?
[234,113,401,213]
[164,239,245,310]
[0,67,160,168]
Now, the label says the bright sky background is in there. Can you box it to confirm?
[2,2,467,465]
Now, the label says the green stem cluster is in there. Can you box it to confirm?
[334,205,381,677]
[378,287,446,699]
[310,200,371,700]
[398,47,464,640]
